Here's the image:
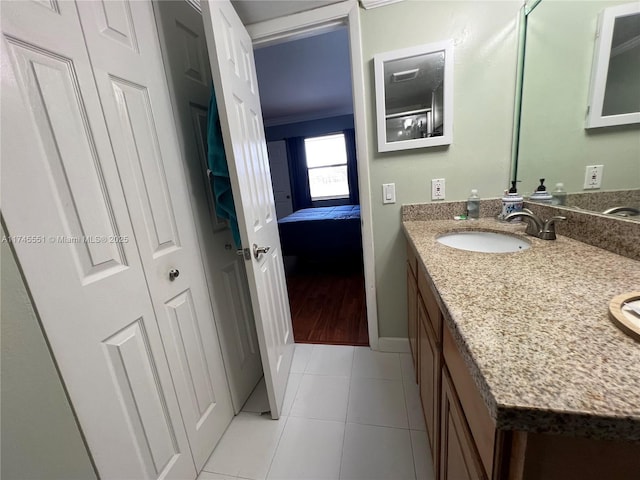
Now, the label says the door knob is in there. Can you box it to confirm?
[169,269,180,281]
[253,244,271,259]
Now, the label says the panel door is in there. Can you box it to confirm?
[201,0,295,419]
[152,0,263,414]
[74,0,233,470]
[267,140,294,219]
[0,2,195,478]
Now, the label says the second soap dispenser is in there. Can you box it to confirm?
[529,178,553,204]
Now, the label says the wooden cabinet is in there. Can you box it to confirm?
[418,264,441,342]
[443,325,496,478]
[440,369,487,480]
[407,236,639,480]
[407,266,418,373]
[407,241,419,374]
[407,240,491,480]
[419,298,440,471]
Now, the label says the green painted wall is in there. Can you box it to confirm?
[518,0,640,194]
[361,0,522,337]
[1,226,97,480]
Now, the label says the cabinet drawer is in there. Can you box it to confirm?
[443,326,496,479]
[418,265,442,341]
[407,239,417,278]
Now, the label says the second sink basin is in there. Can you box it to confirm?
[437,231,530,253]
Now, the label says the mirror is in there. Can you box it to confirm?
[374,40,453,152]
[585,3,640,128]
[515,0,640,220]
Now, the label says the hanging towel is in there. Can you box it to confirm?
[207,86,242,248]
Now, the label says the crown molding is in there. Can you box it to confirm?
[359,0,404,10]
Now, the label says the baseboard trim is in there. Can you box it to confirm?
[377,337,410,353]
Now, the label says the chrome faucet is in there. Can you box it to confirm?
[602,206,640,217]
[504,209,542,236]
[504,208,566,240]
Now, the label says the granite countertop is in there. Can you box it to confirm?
[403,218,640,441]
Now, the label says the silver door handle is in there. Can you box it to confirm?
[169,269,180,281]
[253,244,271,259]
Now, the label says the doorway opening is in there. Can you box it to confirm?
[254,28,369,346]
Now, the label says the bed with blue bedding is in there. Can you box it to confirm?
[277,205,362,258]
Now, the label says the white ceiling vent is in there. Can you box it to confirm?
[391,68,419,82]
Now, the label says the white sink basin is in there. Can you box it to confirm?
[437,231,530,253]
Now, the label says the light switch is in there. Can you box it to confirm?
[383,183,396,204]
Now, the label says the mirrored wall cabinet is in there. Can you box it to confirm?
[586,2,640,128]
[374,40,454,152]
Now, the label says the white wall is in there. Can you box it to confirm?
[1,226,97,480]
[361,0,522,337]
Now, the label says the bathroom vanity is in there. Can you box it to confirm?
[403,213,640,480]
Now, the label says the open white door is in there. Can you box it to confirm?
[201,0,295,419]
[152,0,263,414]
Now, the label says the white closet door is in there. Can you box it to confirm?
[202,0,295,419]
[267,140,294,219]
[0,2,195,479]
[153,0,263,414]
[75,0,234,470]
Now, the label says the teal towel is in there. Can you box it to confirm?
[207,87,241,248]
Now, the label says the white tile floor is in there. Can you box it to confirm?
[199,344,435,480]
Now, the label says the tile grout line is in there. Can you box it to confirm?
[401,355,414,430]
[263,413,290,480]
[338,346,356,480]
[265,344,314,480]
[403,359,420,480]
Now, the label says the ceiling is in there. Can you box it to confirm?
[231,0,343,25]
[253,27,353,125]
[224,1,353,125]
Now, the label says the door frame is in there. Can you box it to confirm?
[246,0,380,350]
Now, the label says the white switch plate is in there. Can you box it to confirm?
[382,183,396,204]
[584,165,603,189]
[431,178,445,200]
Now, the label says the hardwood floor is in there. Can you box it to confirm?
[285,257,368,346]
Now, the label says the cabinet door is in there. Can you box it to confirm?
[419,299,440,472]
[440,370,487,480]
[407,265,418,372]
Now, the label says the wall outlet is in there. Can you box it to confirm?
[431,178,445,200]
[584,165,603,189]
[382,183,396,204]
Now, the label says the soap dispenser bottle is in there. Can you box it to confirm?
[529,178,553,204]
[499,180,523,220]
[467,189,480,219]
